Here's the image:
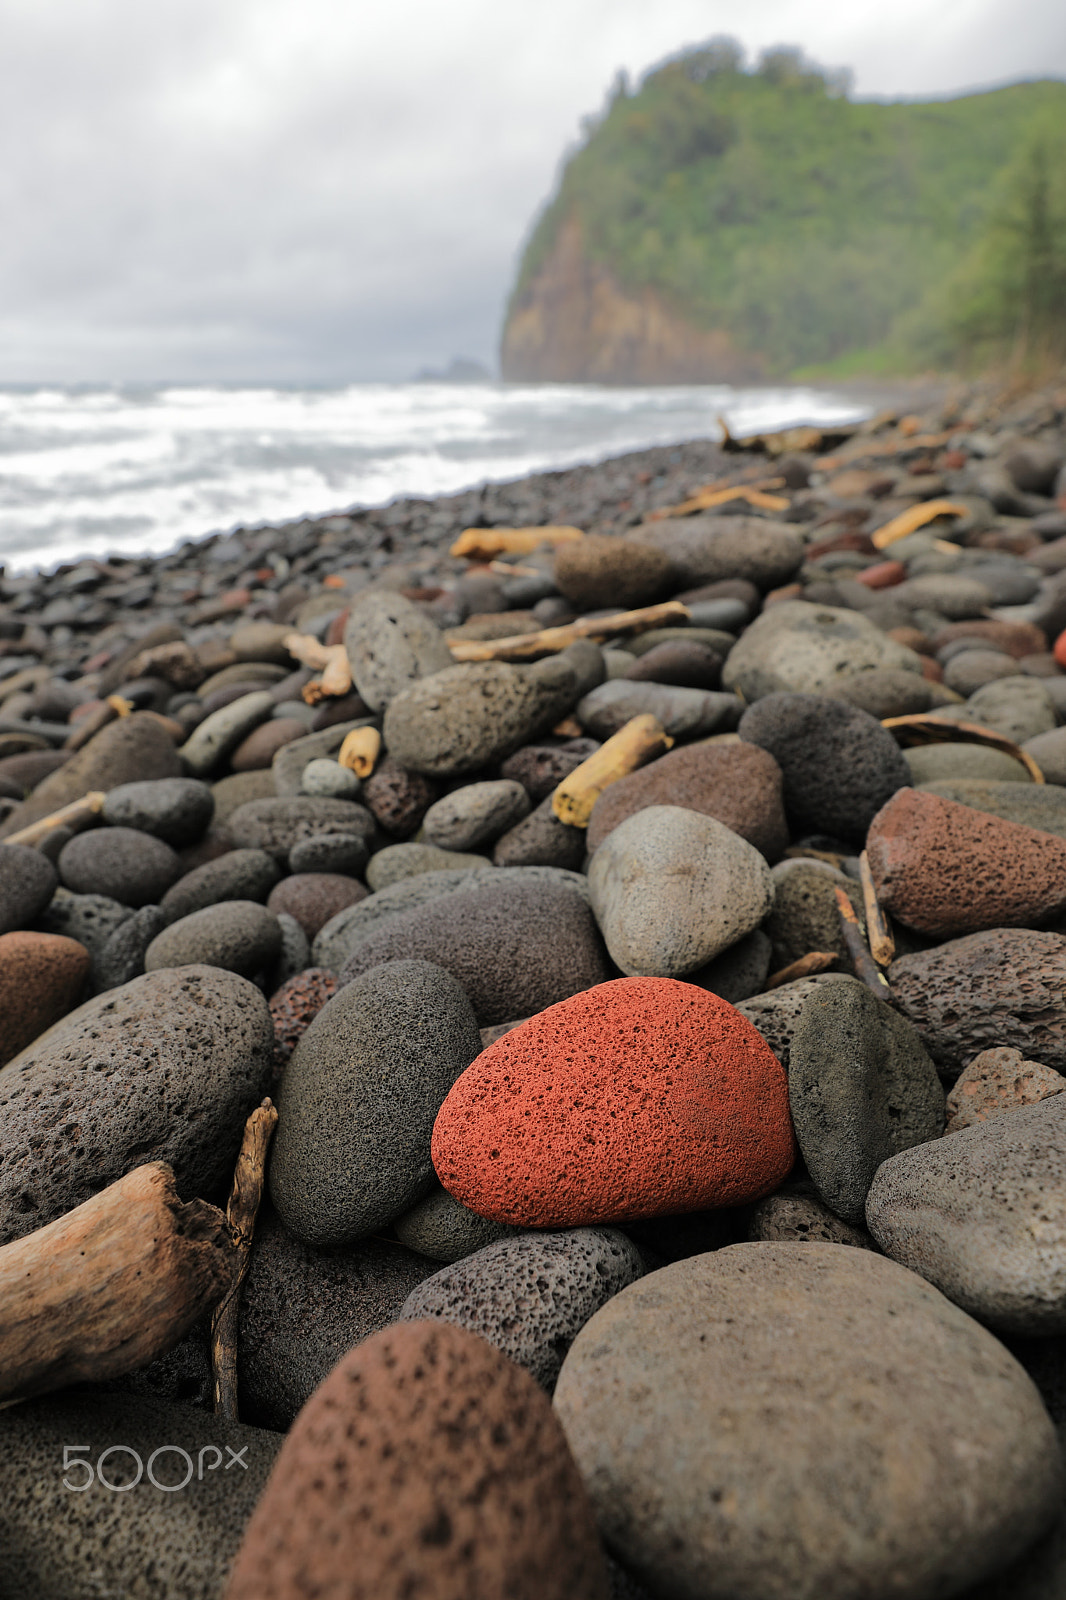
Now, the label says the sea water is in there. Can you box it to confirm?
[0,380,869,573]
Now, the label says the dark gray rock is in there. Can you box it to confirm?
[92,903,167,993]
[422,779,531,851]
[34,887,133,985]
[270,959,482,1244]
[736,973,855,1070]
[393,1184,523,1263]
[639,515,804,590]
[340,877,610,1024]
[101,777,214,846]
[58,826,182,908]
[492,794,587,869]
[343,589,453,710]
[0,1389,278,1600]
[145,902,283,979]
[748,1182,876,1248]
[160,848,281,925]
[227,796,375,862]
[0,964,274,1242]
[576,679,742,741]
[179,689,276,777]
[271,912,311,991]
[287,831,369,876]
[690,928,773,1004]
[0,713,183,839]
[238,1208,436,1431]
[789,978,945,1225]
[763,858,865,969]
[739,693,911,843]
[311,865,491,970]
[0,842,56,934]
[382,657,579,776]
[499,739,600,802]
[401,1228,644,1391]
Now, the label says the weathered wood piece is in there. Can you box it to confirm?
[211,1098,279,1422]
[338,726,381,778]
[871,500,971,550]
[834,887,893,1001]
[765,952,839,990]
[449,525,583,560]
[0,1163,236,1406]
[882,714,1044,783]
[859,849,896,968]
[552,714,673,828]
[283,632,353,698]
[4,789,107,847]
[448,601,691,663]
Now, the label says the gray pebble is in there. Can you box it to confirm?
[343,589,453,711]
[92,904,167,994]
[422,779,531,851]
[146,901,282,979]
[0,842,56,934]
[287,831,369,877]
[227,796,375,862]
[394,1185,523,1263]
[58,826,182,908]
[160,848,281,925]
[299,757,362,799]
[101,777,214,846]
[179,689,275,777]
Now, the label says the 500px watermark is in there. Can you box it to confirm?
[62,1444,249,1492]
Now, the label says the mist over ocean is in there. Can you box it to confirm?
[0,380,869,574]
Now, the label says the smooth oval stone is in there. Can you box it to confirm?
[432,977,795,1228]
[230,716,307,772]
[586,741,787,860]
[905,743,1033,784]
[145,901,282,978]
[897,571,994,617]
[366,840,490,892]
[821,667,944,719]
[237,1208,437,1430]
[639,515,804,590]
[739,692,910,844]
[553,535,676,609]
[0,842,57,933]
[422,779,531,851]
[0,1390,278,1600]
[57,825,182,908]
[889,929,1066,1079]
[789,978,945,1224]
[298,755,362,798]
[920,779,1066,836]
[272,910,309,990]
[287,830,368,876]
[271,959,482,1245]
[210,769,277,823]
[0,713,182,840]
[722,600,924,702]
[748,1183,875,1249]
[160,847,281,924]
[340,877,610,1025]
[736,972,855,1069]
[266,872,367,940]
[101,776,214,845]
[553,1244,1063,1600]
[401,1228,643,1391]
[383,658,578,776]
[226,1321,611,1600]
[492,794,587,869]
[868,787,1066,936]
[311,865,492,970]
[179,690,275,778]
[945,1046,1066,1133]
[227,795,375,861]
[965,676,1057,744]
[576,679,741,741]
[944,648,1021,696]
[867,1095,1066,1334]
[622,640,723,688]
[270,718,372,797]
[343,588,453,711]
[0,930,89,1065]
[589,805,773,978]
[92,903,166,993]
[394,1185,522,1263]
[762,858,864,969]
[0,964,273,1242]
[1025,726,1066,785]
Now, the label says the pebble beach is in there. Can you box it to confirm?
[2,375,1066,1598]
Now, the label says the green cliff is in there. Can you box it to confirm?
[500,43,1066,383]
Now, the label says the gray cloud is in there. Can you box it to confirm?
[0,0,1062,382]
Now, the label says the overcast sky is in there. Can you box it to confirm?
[0,0,1063,385]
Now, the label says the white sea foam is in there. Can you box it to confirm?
[0,381,868,573]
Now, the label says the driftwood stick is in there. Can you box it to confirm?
[0,1163,236,1407]
[211,1098,279,1422]
[881,715,1044,783]
[448,602,691,663]
[338,726,381,778]
[859,850,896,967]
[5,790,107,847]
[283,633,353,697]
[765,952,839,990]
[64,694,133,752]
[552,715,672,828]
[449,525,583,561]
[834,887,894,1001]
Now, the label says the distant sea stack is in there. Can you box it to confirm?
[500,41,1066,384]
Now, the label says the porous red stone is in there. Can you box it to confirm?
[224,1321,610,1600]
[0,931,90,1065]
[867,787,1066,937]
[269,966,340,1062]
[431,976,795,1227]
[933,620,1049,659]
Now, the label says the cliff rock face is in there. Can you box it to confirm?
[500,217,764,385]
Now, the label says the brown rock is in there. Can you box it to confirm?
[586,741,788,860]
[748,1184,875,1249]
[0,714,182,839]
[867,788,1066,936]
[363,755,439,838]
[224,1321,610,1600]
[268,967,340,1063]
[267,873,368,940]
[945,1046,1066,1133]
[231,718,308,772]
[553,535,676,611]
[0,932,90,1065]
[932,620,1049,660]
[622,641,722,689]
[0,750,71,794]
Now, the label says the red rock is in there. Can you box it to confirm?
[224,1321,610,1600]
[0,932,90,1065]
[855,560,906,589]
[919,656,944,682]
[269,966,340,1062]
[933,620,1049,660]
[867,787,1066,937]
[431,977,795,1228]
[267,873,368,939]
[231,718,308,772]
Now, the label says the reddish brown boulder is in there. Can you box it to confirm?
[225,1321,610,1600]
[231,718,308,772]
[267,873,368,940]
[867,787,1066,936]
[932,620,1049,659]
[269,966,340,1063]
[586,740,787,860]
[363,756,439,838]
[0,932,90,1065]
[945,1046,1066,1133]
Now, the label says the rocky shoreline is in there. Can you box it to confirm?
[1,376,1066,1598]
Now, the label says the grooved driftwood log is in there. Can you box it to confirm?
[211,1098,279,1421]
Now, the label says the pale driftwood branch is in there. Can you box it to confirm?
[835,887,894,1001]
[448,601,692,662]
[881,714,1044,783]
[552,714,672,828]
[859,850,895,968]
[211,1098,279,1422]
[5,790,107,846]
[449,525,583,561]
[0,1163,236,1406]
[64,695,133,752]
[645,479,789,520]
[765,952,839,990]
[871,499,970,551]
[283,633,353,697]
[338,726,381,778]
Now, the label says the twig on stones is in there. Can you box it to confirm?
[834,887,894,1001]
[338,726,381,778]
[211,1098,279,1422]
[283,633,353,697]
[859,850,895,968]
[882,715,1044,783]
[644,480,789,520]
[64,695,134,752]
[870,500,971,550]
[449,526,583,561]
[5,789,107,846]
[552,715,673,828]
[0,1163,237,1407]
[447,602,691,662]
[765,952,839,990]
